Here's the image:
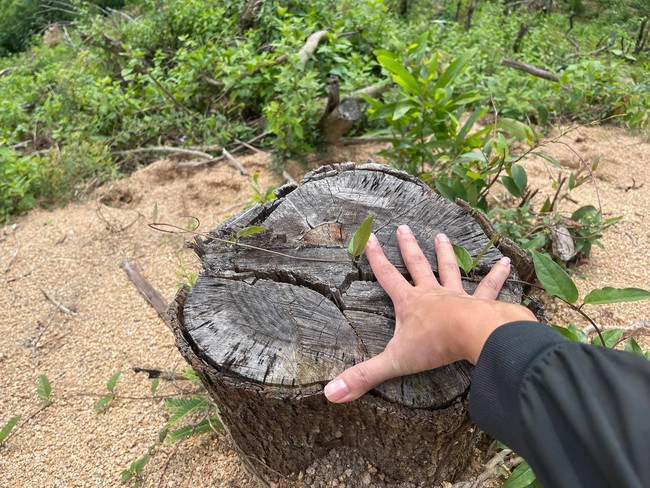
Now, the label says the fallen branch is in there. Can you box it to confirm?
[31,307,59,356]
[297,30,329,65]
[234,138,266,154]
[176,132,270,169]
[221,148,247,175]
[40,289,77,316]
[501,58,559,82]
[0,67,17,77]
[113,146,215,160]
[282,170,297,185]
[121,260,171,330]
[132,367,187,381]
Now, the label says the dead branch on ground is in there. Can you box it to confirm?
[40,288,77,316]
[120,260,171,330]
[501,58,559,82]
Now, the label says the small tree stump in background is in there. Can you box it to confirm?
[170,162,525,485]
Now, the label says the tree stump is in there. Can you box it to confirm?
[169,162,526,485]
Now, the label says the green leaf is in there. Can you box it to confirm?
[151,378,160,396]
[0,416,21,444]
[392,100,416,121]
[94,394,114,412]
[452,244,473,275]
[236,226,266,239]
[625,338,646,358]
[166,417,221,443]
[165,395,207,426]
[347,216,374,258]
[182,368,202,384]
[552,322,587,343]
[37,374,51,400]
[535,152,562,168]
[502,175,522,198]
[531,251,579,303]
[510,164,527,193]
[130,455,149,475]
[502,461,537,488]
[456,151,488,163]
[583,287,650,305]
[434,50,474,90]
[571,205,597,221]
[591,329,624,348]
[540,197,552,213]
[375,54,421,96]
[107,371,122,393]
[121,470,133,483]
[497,119,533,142]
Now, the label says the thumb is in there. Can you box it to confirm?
[324,352,396,403]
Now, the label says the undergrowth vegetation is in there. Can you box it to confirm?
[1,0,649,232]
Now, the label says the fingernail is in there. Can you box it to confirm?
[436,233,449,243]
[324,378,350,402]
[397,225,412,235]
[499,256,511,266]
[367,233,378,246]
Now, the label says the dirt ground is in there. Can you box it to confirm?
[0,126,648,488]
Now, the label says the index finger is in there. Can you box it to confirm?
[365,233,410,300]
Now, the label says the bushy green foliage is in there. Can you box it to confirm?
[0,0,648,223]
[0,145,40,221]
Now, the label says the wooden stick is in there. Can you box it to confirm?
[120,261,171,329]
[132,367,187,381]
[282,170,297,184]
[234,138,266,154]
[113,146,214,159]
[0,67,17,77]
[40,289,77,316]
[297,30,329,65]
[501,58,559,82]
[175,132,270,169]
[222,148,247,175]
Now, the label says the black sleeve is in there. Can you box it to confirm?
[469,321,650,488]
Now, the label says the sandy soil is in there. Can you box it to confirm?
[0,126,648,488]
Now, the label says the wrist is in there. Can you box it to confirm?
[454,303,537,365]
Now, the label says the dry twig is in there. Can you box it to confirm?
[121,260,171,329]
[40,288,77,316]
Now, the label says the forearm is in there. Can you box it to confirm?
[469,321,650,488]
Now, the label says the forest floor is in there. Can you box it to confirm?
[0,125,648,488]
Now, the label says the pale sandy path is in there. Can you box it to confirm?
[0,128,648,487]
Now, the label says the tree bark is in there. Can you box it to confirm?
[169,162,526,484]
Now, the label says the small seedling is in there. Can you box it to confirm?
[37,374,53,407]
[95,371,122,412]
[248,172,277,205]
[452,244,473,275]
[347,216,374,261]
[0,416,21,446]
[231,225,266,243]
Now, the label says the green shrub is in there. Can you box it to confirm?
[0,145,40,221]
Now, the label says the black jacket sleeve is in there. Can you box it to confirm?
[469,321,650,488]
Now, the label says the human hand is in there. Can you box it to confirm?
[324,225,537,403]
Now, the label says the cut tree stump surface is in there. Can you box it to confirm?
[172,162,524,483]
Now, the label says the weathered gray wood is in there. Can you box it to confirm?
[320,98,362,144]
[172,162,526,484]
